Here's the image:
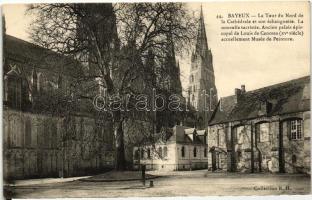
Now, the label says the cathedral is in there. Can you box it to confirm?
[188,7,218,129]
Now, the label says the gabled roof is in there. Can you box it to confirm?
[163,125,206,145]
[185,128,195,135]
[209,76,310,125]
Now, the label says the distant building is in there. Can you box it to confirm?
[133,125,208,171]
[188,6,218,129]
[208,76,310,174]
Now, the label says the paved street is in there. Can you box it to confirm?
[5,170,311,198]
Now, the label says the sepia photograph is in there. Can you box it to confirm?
[1,0,311,198]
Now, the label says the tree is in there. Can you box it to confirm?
[27,2,197,170]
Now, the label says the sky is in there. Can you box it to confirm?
[2,2,310,97]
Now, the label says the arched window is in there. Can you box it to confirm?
[38,73,44,93]
[181,146,185,157]
[147,148,151,159]
[158,146,163,158]
[25,118,32,147]
[204,148,207,157]
[163,146,168,158]
[134,149,139,160]
[32,68,38,93]
[292,155,297,164]
[190,75,194,83]
[193,147,197,157]
[140,148,144,159]
[5,67,22,109]
[57,75,62,89]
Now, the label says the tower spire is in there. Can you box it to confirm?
[196,5,208,55]
[188,5,218,129]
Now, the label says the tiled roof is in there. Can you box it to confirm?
[209,76,310,125]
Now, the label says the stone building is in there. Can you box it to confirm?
[3,35,115,180]
[208,76,310,174]
[188,6,218,129]
[133,125,208,171]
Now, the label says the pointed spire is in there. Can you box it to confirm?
[2,14,6,36]
[200,4,204,20]
[195,5,208,56]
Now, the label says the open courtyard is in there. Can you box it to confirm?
[4,170,311,198]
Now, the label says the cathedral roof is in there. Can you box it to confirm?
[209,76,310,125]
[4,35,83,77]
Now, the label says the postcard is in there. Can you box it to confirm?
[2,1,311,198]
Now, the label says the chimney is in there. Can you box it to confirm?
[234,88,241,103]
[235,88,241,96]
[241,85,246,93]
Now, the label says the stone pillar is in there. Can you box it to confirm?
[278,120,285,173]
[250,123,254,173]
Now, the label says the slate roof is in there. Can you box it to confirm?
[162,125,206,145]
[4,35,83,77]
[209,76,310,125]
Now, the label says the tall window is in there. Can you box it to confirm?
[204,148,207,157]
[158,147,162,158]
[147,148,151,159]
[290,119,302,140]
[163,146,168,158]
[134,149,139,160]
[193,147,197,157]
[140,149,144,159]
[190,75,194,83]
[181,146,185,157]
[7,76,22,109]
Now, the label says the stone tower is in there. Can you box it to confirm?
[188,6,218,128]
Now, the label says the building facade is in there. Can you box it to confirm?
[208,76,310,174]
[3,35,115,180]
[133,125,208,171]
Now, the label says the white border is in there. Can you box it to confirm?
[0,1,311,200]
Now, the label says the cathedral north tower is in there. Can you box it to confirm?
[188,6,218,128]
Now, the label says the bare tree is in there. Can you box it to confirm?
[27,2,197,170]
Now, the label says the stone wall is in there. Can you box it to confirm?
[207,125,228,171]
[208,111,310,174]
[3,109,115,180]
[282,111,310,174]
